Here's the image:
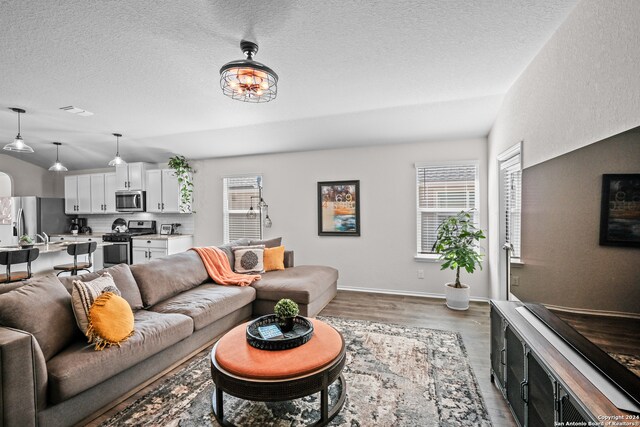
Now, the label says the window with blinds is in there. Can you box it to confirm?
[501,155,522,259]
[223,175,262,243]
[416,163,479,255]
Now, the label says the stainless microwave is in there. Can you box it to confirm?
[115,190,146,212]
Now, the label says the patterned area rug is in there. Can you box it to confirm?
[100,317,491,426]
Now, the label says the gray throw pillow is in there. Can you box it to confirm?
[0,275,77,361]
[217,238,252,268]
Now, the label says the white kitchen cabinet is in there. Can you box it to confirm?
[115,163,149,190]
[145,169,186,213]
[64,175,91,214]
[131,235,193,264]
[90,173,117,213]
[146,169,163,213]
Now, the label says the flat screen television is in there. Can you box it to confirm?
[512,126,640,409]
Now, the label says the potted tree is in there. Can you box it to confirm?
[432,210,486,310]
[274,298,299,332]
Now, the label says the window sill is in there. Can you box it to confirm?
[414,255,442,263]
[510,259,525,267]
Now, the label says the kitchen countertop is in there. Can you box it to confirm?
[131,234,193,240]
[0,241,113,254]
[49,232,108,238]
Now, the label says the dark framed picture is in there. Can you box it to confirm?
[599,174,640,247]
[317,180,360,236]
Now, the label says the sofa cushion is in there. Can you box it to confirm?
[71,272,121,334]
[249,237,282,248]
[217,238,251,268]
[0,274,78,361]
[59,263,144,310]
[251,265,339,305]
[149,284,255,330]
[46,310,193,403]
[130,251,209,307]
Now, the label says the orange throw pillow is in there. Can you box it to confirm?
[263,246,285,272]
[86,292,135,351]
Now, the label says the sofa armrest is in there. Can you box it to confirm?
[284,250,294,268]
[0,327,47,427]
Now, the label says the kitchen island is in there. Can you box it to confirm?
[0,241,112,277]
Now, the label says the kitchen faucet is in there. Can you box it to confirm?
[36,233,49,244]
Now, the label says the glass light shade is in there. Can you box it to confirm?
[48,161,68,172]
[264,215,272,228]
[108,156,126,167]
[220,64,277,103]
[4,135,34,153]
[246,206,257,219]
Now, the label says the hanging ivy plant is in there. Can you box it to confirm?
[168,155,195,213]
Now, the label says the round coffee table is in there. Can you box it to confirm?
[210,318,347,427]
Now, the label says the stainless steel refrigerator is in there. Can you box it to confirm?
[0,197,68,246]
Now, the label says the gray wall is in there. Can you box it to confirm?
[487,0,640,298]
[0,154,64,197]
[192,138,490,298]
[513,130,640,315]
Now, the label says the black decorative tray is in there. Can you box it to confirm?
[246,315,314,351]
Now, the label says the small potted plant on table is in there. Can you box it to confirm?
[432,209,486,311]
[19,235,34,248]
[274,298,299,332]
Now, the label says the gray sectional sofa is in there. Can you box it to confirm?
[0,244,338,427]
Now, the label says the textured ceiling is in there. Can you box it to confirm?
[0,0,578,170]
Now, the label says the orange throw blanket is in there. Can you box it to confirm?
[191,247,261,287]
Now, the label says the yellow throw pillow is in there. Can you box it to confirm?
[86,292,134,351]
[264,245,285,272]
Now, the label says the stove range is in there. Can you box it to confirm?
[102,220,156,265]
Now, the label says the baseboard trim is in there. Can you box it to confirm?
[337,285,490,303]
[543,303,640,320]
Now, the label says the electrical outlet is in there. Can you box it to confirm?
[417,269,424,279]
[511,275,520,287]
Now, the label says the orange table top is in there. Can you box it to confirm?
[214,318,343,380]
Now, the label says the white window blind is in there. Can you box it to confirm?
[223,176,262,243]
[501,156,522,259]
[416,163,479,255]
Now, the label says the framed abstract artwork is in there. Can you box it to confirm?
[317,180,360,236]
[599,174,640,247]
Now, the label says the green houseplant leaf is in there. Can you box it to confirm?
[168,155,195,213]
[431,209,486,288]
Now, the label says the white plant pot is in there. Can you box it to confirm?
[445,283,470,311]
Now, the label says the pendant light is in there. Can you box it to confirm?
[48,142,68,172]
[220,40,278,103]
[4,108,34,153]
[108,133,126,166]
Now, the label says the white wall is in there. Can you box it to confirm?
[193,138,490,298]
[0,154,64,197]
[487,0,640,299]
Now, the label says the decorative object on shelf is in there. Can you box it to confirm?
[4,107,34,153]
[167,155,195,213]
[599,174,640,247]
[274,298,299,332]
[246,314,313,350]
[18,234,34,248]
[317,180,360,236]
[48,142,68,172]
[246,176,272,234]
[432,209,486,311]
[220,40,278,103]
[108,133,126,166]
[160,224,172,235]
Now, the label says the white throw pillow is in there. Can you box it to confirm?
[71,272,121,334]
[232,245,265,274]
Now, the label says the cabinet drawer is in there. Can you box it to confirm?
[132,239,168,249]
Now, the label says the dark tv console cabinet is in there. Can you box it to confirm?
[490,300,636,426]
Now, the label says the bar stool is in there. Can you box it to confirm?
[0,248,40,283]
[54,242,97,276]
